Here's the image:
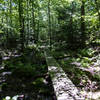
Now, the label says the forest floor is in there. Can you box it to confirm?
[45,50,85,100]
[0,48,56,100]
[0,45,100,100]
[52,46,100,100]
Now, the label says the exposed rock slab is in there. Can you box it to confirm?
[45,51,84,100]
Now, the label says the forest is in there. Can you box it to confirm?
[0,0,100,100]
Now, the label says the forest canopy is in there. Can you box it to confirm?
[0,0,100,50]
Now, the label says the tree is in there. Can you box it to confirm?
[18,0,25,52]
[48,0,52,49]
[95,0,100,27]
[9,0,12,33]
[80,0,86,47]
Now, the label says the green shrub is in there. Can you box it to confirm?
[79,48,94,57]
[83,57,91,62]
[93,74,100,81]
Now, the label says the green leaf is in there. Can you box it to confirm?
[0,30,4,34]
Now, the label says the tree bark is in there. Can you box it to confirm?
[9,0,12,33]
[81,0,86,47]
[0,53,2,66]
[95,0,100,27]
[48,0,51,49]
[18,0,24,52]
[32,0,35,33]
[37,6,40,43]
[26,0,29,45]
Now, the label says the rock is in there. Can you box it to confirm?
[17,95,24,100]
[12,95,19,100]
[5,96,11,100]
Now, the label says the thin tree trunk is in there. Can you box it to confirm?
[37,6,40,43]
[26,0,29,45]
[18,0,24,52]
[6,2,9,39]
[95,0,100,27]
[69,2,74,48]
[48,0,51,49]
[31,0,35,36]
[81,0,86,47]
[9,0,12,33]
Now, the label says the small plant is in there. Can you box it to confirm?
[79,48,94,57]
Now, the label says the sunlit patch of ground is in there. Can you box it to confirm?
[45,51,84,100]
[81,90,100,100]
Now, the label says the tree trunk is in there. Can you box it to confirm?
[26,0,29,45]
[9,0,12,33]
[31,0,35,39]
[0,53,2,66]
[37,6,40,44]
[18,0,24,52]
[95,0,100,27]
[81,0,86,47]
[48,0,51,49]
